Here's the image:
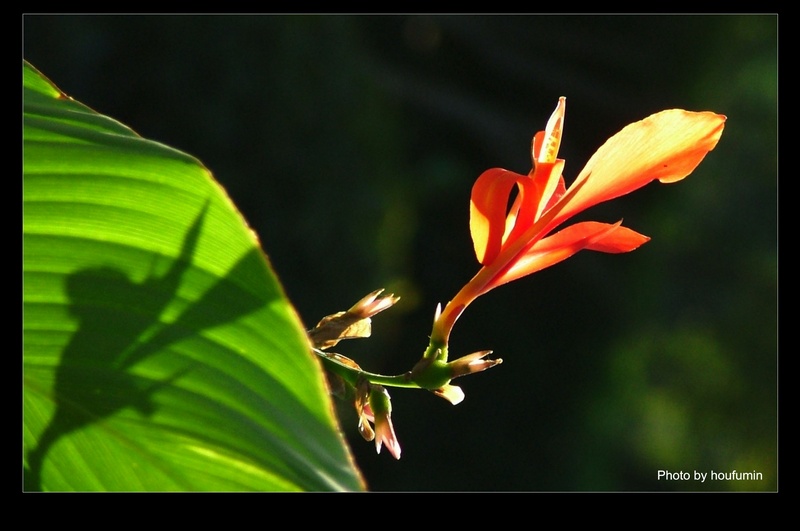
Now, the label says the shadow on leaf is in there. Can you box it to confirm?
[24,201,270,491]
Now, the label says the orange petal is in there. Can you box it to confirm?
[555,110,726,225]
[530,159,566,221]
[486,221,628,290]
[470,168,531,265]
[500,160,565,254]
[541,173,567,216]
[582,221,650,253]
[531,130,545,165]
[501,192,524,246]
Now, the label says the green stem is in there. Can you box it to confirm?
[313,349,423,390]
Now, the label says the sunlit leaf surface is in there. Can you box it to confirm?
[22,61,363,491]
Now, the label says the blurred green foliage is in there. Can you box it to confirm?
[23,14,777,491]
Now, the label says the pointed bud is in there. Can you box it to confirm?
[448,350,503,379]
[368,385,401,460]
[348,288,400,319]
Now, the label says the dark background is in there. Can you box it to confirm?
[23,14,777,491]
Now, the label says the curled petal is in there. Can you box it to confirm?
[556,109,726,225]
[470,168,532,265]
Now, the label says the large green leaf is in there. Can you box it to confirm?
[22,61,363,491]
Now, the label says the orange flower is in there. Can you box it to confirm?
[431,97,725,345]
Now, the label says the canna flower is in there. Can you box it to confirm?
[431,97,725,346]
